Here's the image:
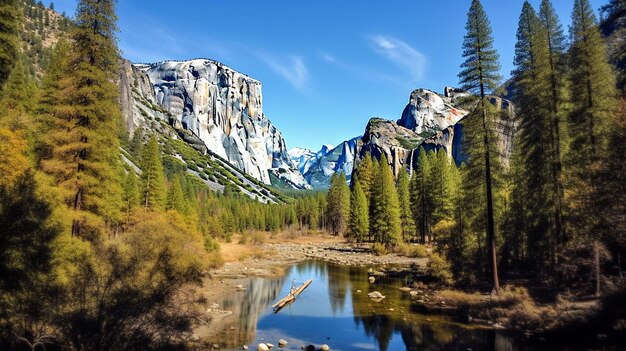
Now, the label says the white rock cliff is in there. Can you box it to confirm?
[138,59,309,189]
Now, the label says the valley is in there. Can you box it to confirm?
[0,1,625,351]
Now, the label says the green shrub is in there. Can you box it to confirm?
[371,243,388,256]
[204,236,220,252]
[395,243,428,258]
[427,252,454,286]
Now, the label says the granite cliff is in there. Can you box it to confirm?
[292,87,516,187]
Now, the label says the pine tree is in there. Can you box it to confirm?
[397,168,415,242]
[129,127,144,159]
[326,172,350,235]
[167,174,189,215]
[42,0,123,239]
[140,136,166,210]
[0,0,19,91]
[459,0,502,292]
[34,39,70,165]
[539,0,568,254]
[370,155,402,249]
[430,149,454,229]
[121,170,139,219]
[347,176,369,243]
[0,59,37,131]
[568,0,617,296]
[356,152,374,201]
[410,148,432,244]
[511,1,554,272]
[598,100,626,277]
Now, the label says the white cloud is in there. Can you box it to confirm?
[321,53,336,62]
[368,34,427,83]
[262,55,309,91]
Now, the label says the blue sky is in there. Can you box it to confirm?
[51,0,607,151]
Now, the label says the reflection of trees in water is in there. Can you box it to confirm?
[327,264,351,314]
[347,266,500,351]
[207,262,516,351]
[213,275,287,347]
[296,260,328,277]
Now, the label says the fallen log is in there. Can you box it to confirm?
[272,279,312,313]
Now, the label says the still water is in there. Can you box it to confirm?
[202,261,590,351]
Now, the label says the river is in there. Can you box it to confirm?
[199,261,615,351]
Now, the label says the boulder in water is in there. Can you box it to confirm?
[257,344,269,351]
[368,291,385,299]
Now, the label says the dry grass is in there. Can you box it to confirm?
[394,243,429,258]
[217,229,342,263]
[430,285,599,331]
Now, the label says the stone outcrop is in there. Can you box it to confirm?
[128,59,308,189]
[292,88,516,186]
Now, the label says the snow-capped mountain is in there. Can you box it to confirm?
[290,138,360,189]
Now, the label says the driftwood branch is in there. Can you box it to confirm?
[272,279,312,313]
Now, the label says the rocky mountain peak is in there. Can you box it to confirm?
[397,88,468,136]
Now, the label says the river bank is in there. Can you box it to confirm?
[192,234,428,347]
[190,233,623,350]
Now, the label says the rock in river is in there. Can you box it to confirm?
[367,291,385,299]
[257,343,269,351]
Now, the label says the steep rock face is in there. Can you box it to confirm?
[139,59,308,189]
[360,118,422,176]
[293,88,516,187]
[119,60,156,135]
[398,88,467,136]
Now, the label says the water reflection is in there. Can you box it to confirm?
[204,261,531,351]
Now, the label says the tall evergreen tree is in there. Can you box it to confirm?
[0,0,19,91]
[347,176,369,243]
[397,168,415,243]
[539,0,568,252]
[167,174,188,215]
[326,172,350,235]
[356,152,374,201]
[511,1,554,272]
[410,148,432,244]
[458,0,503,292]
[568,0,617,296]
[140,136,166,210]
[370,155,402,249]
[42,0,123,238]
[430,149,454,229]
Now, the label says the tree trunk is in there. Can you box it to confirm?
[594,241,601,297]
[619,250,623,279]
[480,95,500,294]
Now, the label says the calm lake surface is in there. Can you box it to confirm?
[204,261,612,351]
